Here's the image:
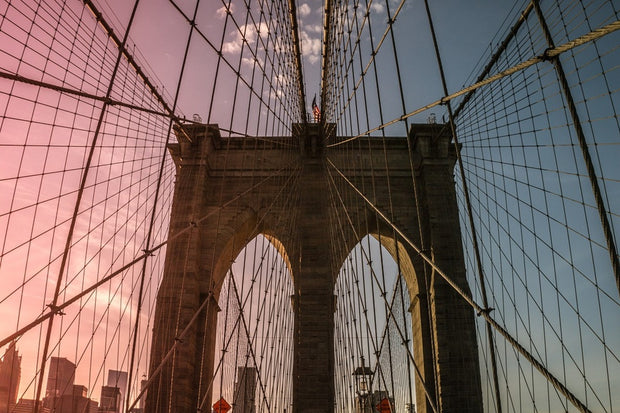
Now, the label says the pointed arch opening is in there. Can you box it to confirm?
[334,233,421,413]
[210,234,294,412]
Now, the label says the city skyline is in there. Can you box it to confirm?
[0,345,136,413]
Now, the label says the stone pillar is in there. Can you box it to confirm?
[292,124,335,413]
[145,124,216,413]
[410,124,483,412]
[146,121,482,413]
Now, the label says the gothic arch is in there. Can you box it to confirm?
[206,208,295,299]
[337,230,436,411]
[147,122,483,413]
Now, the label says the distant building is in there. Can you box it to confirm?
[45,357,76,399]
[139,378,147,410]
[0,342,21,412]
[106,370,127,413]
[52,385,98,413]
[44,357,76,412]
[233,366,256,413]
[13,398,50,413]
[125,378,147,412]
[42,358,98,413]
[99,386,121,413]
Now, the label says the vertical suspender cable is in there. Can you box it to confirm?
[320,0,334,121]
[452,3,534,119]
[33,2,144,412]
[530,0,620,296]
[288,0,309,123]
[421,1,503,411]
[124,0,204,408]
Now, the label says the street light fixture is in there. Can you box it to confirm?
[353,356,373,412]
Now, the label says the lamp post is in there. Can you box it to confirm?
[353,357,373,413]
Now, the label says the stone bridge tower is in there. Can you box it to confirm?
[145,122,483,413]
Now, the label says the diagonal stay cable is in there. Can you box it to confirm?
[530,0,620,297]
[326,157,592,413]
[452,2,534,119]
[0,160,299,349]
[126,0,208,408]
[327,18,620,147]
[326,171,382,364]
[0,70,178,120]
[82,0,176,118]
[32,1,147,410]
[125,289,215,413]
[288,0,308,122]
[223,269,272,412]
[325,162,439,413]
[421,0,502,409]
[128,160,301,411]
[166,0,298,127]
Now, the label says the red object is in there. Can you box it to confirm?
[213,397,231,413]
[312,95,321,122]
[376,397,392,413]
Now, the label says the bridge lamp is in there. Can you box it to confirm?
[353,357,373,411]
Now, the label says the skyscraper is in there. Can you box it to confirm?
[0,342,21,411]
[54,385,98,413]
[106,370,127,413]
[44,357,76,411]
[99,386,121,413]
[233,366,256,413]
[45,357,76,398]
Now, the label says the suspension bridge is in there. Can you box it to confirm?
[0,0,618,412]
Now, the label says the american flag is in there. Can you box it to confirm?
[312,95,320,122]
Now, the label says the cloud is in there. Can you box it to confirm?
[300,30,321,64]
[370,3,385,14]
[274,73,288,85]
[241,56,264,67]
[267,89,284,101]
[298,3,311,17]
[222,39,241,54]
[307,54,320,65]
[349,3,365,20]
[216,4,236,19]
[306,24,322,34]
[222,22,270,55]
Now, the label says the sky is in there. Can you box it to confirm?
[0,0,618,411]
[91,0,523,127]
[0,0,515,403]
